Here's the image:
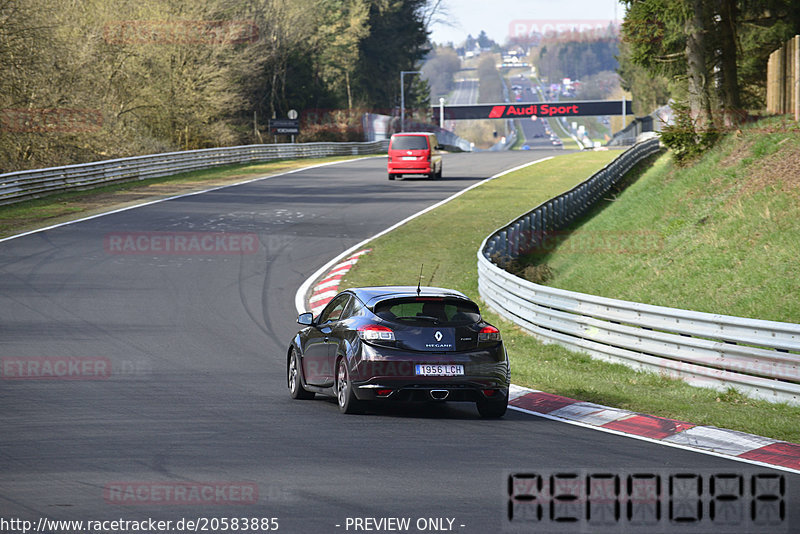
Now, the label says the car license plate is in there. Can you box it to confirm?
[401,156,417,161]
[415,364,464,376]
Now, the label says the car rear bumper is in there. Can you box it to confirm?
[353,382,509,402]
[387,161,432,175]
[351,344,509,401]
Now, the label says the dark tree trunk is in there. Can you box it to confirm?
[716,0,742,125]
[685,0,713,129]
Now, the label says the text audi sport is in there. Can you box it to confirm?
[288,286,509,417]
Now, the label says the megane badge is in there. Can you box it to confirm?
[434,331,443,342]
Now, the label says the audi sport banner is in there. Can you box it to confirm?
[436,101,632,120]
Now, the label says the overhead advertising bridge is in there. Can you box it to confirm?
[433,100,632,120]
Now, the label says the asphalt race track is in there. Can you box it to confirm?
[512,75,569,152]
[1,152,797,533]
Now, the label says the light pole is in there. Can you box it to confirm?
[439,97,445,129]
[400,70,422,132]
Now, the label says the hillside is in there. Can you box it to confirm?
[518,117,800,324]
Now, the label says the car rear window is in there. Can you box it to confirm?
[390,136,429,150]
[373,297,480,326]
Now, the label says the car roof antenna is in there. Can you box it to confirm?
[417,264,423,296]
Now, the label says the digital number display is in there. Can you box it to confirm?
[505,469,788,533]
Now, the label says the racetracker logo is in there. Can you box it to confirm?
[516,230,664,256]
[103,482,258,505]
[0,108,102,133]
[103,20,259,45]
[509,19,618,41]
[104,232,259,255]
[2,357,111,380]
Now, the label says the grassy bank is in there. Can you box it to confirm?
[341,144,800,443]
[0,155,366,238]
[518,117,800,324]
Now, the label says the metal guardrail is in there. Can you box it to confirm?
[0,140,389,206]
[402,118,473,152]
[478,139,800,405]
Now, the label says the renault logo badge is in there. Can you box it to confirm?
[434,331,443,342]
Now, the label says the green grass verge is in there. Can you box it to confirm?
[0,155,366,238]
[522,118,800,324]
[341,147,800,443]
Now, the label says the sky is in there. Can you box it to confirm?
[429,0,624,45]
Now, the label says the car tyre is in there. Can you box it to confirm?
[476,396,507,418]
[288,349,315,400]
[388,173,395,180]
[336,358,362,414]
[436,166,443,179]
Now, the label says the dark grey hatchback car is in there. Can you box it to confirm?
[287,286,509,417]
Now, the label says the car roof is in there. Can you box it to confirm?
[390,132,435,137]
[345,286,471,307]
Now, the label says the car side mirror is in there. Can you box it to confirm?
[297,312,314,326]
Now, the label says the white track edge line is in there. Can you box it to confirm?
[0,156,381,244]
[507,405,799,475]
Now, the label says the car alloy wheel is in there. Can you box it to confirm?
[336,359,361,414]
[288,349,314,399]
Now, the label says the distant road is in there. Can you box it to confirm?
[442,77,479,132]
[449,77,478,105]
[509,74,558,149]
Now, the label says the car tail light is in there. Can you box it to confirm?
[483,389,497,397]
[376,389,393,397]
[478,325,501,342]
[358,324,396,341]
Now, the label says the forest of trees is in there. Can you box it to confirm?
[536,36,620,82]
[0,0,434,173]
[421,45,460,99]
[619,0,800,136]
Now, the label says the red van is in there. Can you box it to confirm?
[387,132,443,180]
